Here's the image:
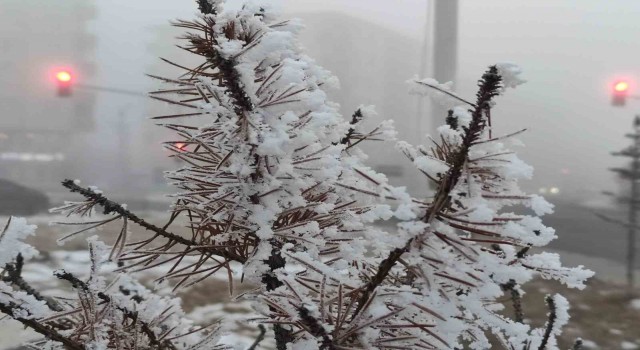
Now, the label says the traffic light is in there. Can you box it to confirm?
[171,142,187,163]
[612,80,629,106]
[55,70,73,97]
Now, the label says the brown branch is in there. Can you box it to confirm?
[180,20,255,116]
[62,179,193,245]
[61,179,246,264]
[196,0,218,15]
[351,66,503,318]
[55,270,179,350]
[538,295,557,350]
[176,12,295,349]
[247,324,267,350]
[414,80,477,107]
[501,279,524,323]
[2,254,63,312]
[0,301,83,350]
[336,109,364,146]
[261,242,295,350]
[299,306,336,350]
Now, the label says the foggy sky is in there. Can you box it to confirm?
[91,0,640,205]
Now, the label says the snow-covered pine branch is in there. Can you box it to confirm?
[0,1,594,349]
[0,218,227,350]
[254,64,592,349]
[148,3,400,348]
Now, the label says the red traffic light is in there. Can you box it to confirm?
[170,143,187,163]
[612,80,630,107]
[53,69,74,97]
[56,71,72,83]
[614,81,629,92]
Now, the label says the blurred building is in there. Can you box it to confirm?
[296,12,428,192]
[0,1,96,191]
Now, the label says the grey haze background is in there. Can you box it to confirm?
[86,0,640,204]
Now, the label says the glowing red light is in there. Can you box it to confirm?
[175,143,186,150]
[614,81,629,92]
[56,71,72,83]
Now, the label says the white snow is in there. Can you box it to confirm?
[0,217,38,267]
[407,77,460,110]
[581,339,599,349]
[529,194,555,216]
[622,341,640,350]
[496,62,527,90]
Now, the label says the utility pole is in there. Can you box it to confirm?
[428,0,459,134]
[416,0,432,141]
[609,115,640,288]
[432,0,458,92]
[416,0,460,132]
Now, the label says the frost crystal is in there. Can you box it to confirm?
[496,62,527,89]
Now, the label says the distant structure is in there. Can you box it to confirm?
[297,9,457,193]
[295,12,427,192]
[606,115,640,288]
[0,1,96,191]
[431,1,458,94]
[429,1,458,128]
